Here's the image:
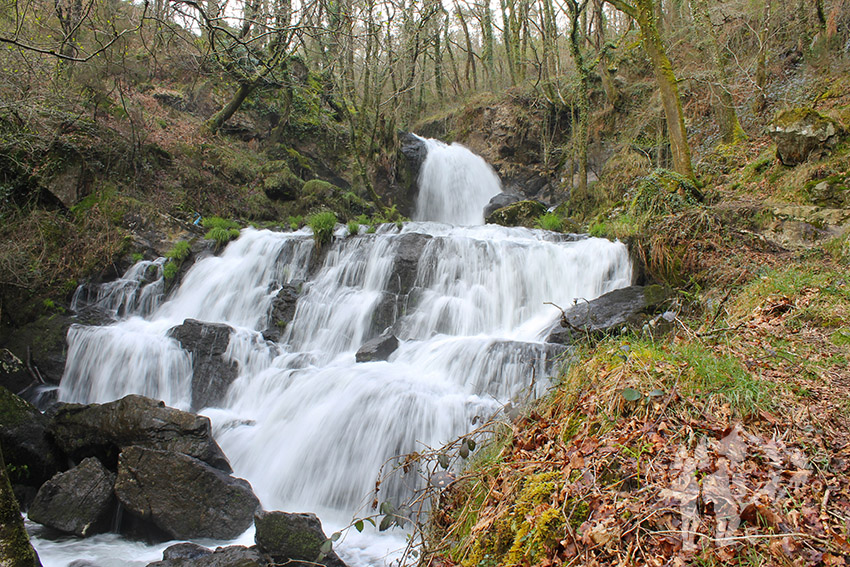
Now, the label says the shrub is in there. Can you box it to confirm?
[202,216,240,248]
[630,169,702,218]
[308,211,337,247]
[347,220,360,236]
[162,261,179,280]
[165,241,191,261]
[535,212,563,232]
[287,215,304,231]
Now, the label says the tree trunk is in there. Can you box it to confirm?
[566,0,590,200]
[203,82,256,135]
[691,0,745,143]
[753,0,771,113]
[607,0,694,179]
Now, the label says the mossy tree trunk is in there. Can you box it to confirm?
[566,0,591,201]
[691,0,746,143]
[606,0,695,180]
[203,82,256,135]
[753,0,771,113]
[0,447,41,567]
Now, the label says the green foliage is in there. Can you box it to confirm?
[165,241,191,261]
[535,212,563,232]
[629,169,701,219]
[287,215,304,231]
[346,220,360,236]
[162,261,179,281]
[203,217,241,248]
[308,211,337,247]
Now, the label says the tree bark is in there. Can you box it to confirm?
[691,0,745,143]
[606,0,694,179]
[203,82,256,135]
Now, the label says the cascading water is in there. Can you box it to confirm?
[32,138,632,567]
[413,137,502,225]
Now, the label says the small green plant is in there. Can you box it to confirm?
[165,241,191,261]
[347,220,360,236]
[162,261,179,281]
[535,212,563,232]
[203,217,241,248]
[287,215,304,231]
[308,211,337,247]
[131,252,144,263]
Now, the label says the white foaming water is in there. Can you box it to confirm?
[414,137,502,225]
[35,143,632,567]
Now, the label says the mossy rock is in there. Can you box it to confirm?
[486,200,548,228]
[263,166,303,202]
[254,511,345,566]
[0,446,41,567]
[299,180,374,220]
[630,169,702,218]
[769,108,844,166]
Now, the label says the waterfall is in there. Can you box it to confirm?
[37,142,632,567]
[413,137,502,225]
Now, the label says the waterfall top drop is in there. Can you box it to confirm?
[413,137,502,225]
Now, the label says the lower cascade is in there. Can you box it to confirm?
[33,140,632,566]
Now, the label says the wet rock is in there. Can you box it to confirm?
[387,233,432,296]
[355,332,399,362]
[147,545,263,567]
[483,193,523,219]
[546,285,670,344]
[0,387,61,491]
[168,319,238,411]
[162,543,213,561]
[0,349,30,397]
[115,446,259,541]
[399,132,428,180]
[768,108,844,166]
[28,457,116,537]
[485,200,548,228]
[0,446,42,567]
[262,284,301,342]
[48,394,231,472]
[254,511,347,567]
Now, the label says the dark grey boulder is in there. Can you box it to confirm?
[28,457,116,537]
[254,511,346,567]
[0,386,61,490]
[262,284,301,342]
[355,333,399,363]
[386,233,432,296]
[399,132,428,182]
[768,108,844,166]
[115,446,259,541]
[147,545,263,567]
[168,319,238,411]
[47,394,231,472]
[483,193,523,219]
[546,285,670,344]
[162,542,214,561]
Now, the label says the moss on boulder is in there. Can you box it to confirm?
[769,108,844,166]
[486,200,548,228]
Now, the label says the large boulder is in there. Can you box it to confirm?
[546,285,670,344]
[262,284,301,342]
[387,233,432,296]
[47,394,231,472]
[28,457,116,537]
[483,193,523,219]
[254,511,346,567]
[147,545,263,567]
[115,446,259,541]
[0,387,61,490]
[355,332,399,362]
[768,108,844,166]
[485,200,548,228]
[168,319,238,411]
